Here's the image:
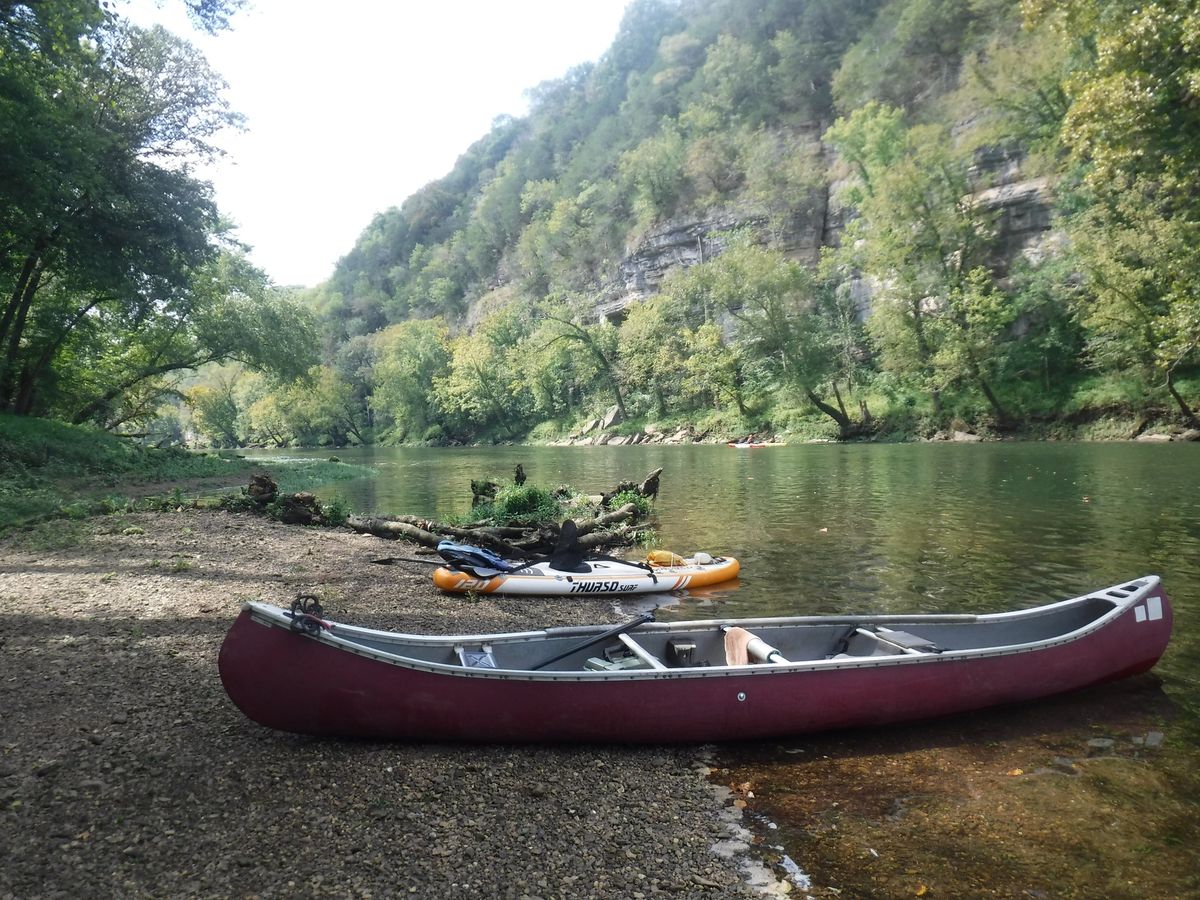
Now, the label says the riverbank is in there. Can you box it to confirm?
[0,413,374,529]
[329,410,1200,450]
[0,508,762,898]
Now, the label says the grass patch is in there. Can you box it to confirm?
[250,458,371,496]
[0,414,373,531]
[3,518,89,552]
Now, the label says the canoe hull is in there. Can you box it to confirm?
[218,581,1172,743]
[431,556,740,595]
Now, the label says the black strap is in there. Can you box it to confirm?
[531,613,655,671]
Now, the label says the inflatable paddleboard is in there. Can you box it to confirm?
[432,554,740,596]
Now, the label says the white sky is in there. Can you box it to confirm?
[121,0,632,287]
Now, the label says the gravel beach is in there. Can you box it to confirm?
[0,509,762,899]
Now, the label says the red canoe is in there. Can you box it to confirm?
[218,576,1172,743]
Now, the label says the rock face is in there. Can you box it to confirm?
[601,137,1055,322]
[598,211,752,319]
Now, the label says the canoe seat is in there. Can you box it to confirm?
[455,644,497,668]
[874,627,941,653]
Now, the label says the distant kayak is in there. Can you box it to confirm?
[727,441,786,448]
[433,553,740,596]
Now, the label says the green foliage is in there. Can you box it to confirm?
[832,0,1011,112]
[607,489,652,518]
[827,106,1023,425]
[13,0,1197,446]
[460,484,568,527]
[434,305,533,441]
[0,412,248,526]
[371,319,450,441]
[0,412,370,527]
[262,459,373,496]
[0,7,314,426]
[1023,0,1200,422]
[320,495,351,527]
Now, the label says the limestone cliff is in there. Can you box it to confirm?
[598,141,1054,321]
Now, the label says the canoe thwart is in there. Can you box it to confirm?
[617,633,668,670]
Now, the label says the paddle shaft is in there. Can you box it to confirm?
[371,556,442,566]
[531,612,655,671]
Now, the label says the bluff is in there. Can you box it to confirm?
[603,142,1054,323]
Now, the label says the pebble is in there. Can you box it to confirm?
[0,509,757,898]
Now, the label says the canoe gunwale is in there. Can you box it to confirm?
[238,576,1162,684]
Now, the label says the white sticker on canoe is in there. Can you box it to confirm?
[1134,597,1164,623]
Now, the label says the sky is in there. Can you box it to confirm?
[122,0,633,287]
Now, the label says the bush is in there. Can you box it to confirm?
[607,488,651,517]
[482,484,565,525]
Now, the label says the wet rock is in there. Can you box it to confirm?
[1145,731,1164,749]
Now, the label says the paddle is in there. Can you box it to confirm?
[370,556,442,566]
[530,612,656,671]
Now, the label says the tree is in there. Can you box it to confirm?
[619,126,688,233]
[537,301,628,421]
[0,13,274,422]
[618,293,691,417]
[1067,188,1200,424]
[188,376,242,447]
[683,322,753,416]
[826,104,1016,426]
[274,367,367,447]
[434,308,531,440]
[1024,0,1200,422]
[65,253,317,427]
[246,392,293,447]
[662,237,858,433]
[372,319,451,441]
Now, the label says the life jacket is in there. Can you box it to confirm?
[646,549,686,567]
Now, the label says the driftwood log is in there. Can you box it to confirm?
[345,467,664,557]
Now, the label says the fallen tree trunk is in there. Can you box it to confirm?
[232,469,661,556]
[343,470,661,556]
[344,516,442,548]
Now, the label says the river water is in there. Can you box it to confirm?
[255,441,1200,893]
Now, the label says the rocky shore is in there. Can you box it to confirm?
[0,510,761,899]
